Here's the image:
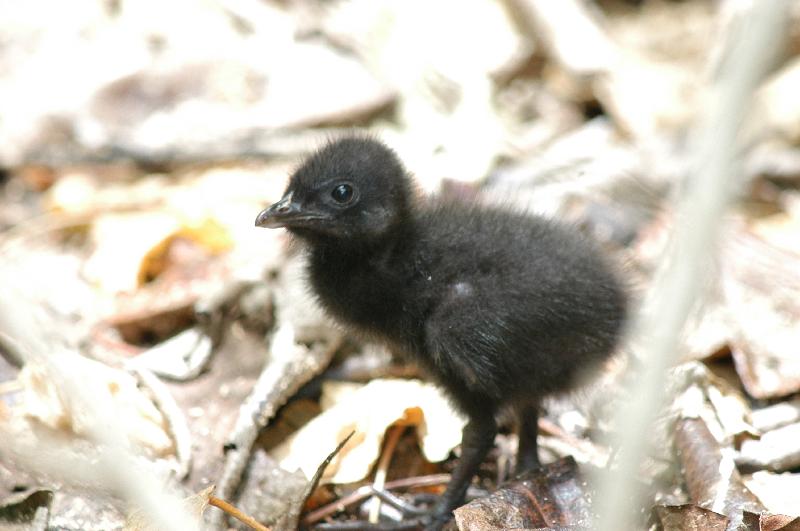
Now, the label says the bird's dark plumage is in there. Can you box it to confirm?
[256,136,627,529]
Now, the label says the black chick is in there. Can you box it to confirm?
[255,136,627,529]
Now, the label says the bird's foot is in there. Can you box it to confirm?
[514,455,542,477]
[416,510,452,531]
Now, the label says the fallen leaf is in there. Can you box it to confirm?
[744,471,800,516]
[453,457,592,530]
[271,379,465,483]
[84,211,183,294]
[674,417,764,528]
[753,57,800,144]
[653,505,729,531]
[0,489,53,527]
[723,230,800,399]
[124,485,213,531]
[737,422,800,473]
[742,511,800,531]
[14,357,173,458]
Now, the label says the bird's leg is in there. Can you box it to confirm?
[426,413,497,531]
[515,404,541,474]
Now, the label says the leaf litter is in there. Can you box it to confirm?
[1,0,800,529]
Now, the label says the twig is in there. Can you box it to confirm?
[313,521,421,531]
[302,474,451,526]
[369,488,429,517]
[303,484,375,526]
[209,496,271,531]
[210,324,342,529]
[383,474,451,490]
[369,425,405,522]
[7,127,345,167]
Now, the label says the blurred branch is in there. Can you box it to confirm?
[594,2,790,530]
[8,128,345,169]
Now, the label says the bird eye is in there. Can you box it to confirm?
[331,183,354,204]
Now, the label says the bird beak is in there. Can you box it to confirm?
[255,192,302,228]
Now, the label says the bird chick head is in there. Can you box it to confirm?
[255,136,413,242]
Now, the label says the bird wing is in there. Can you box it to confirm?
[422,281,519,404]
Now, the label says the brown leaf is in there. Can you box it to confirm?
[738,422,800,473]
[723,230,800,399]
[674,417,763,528]
[271,379,465,484]
[12,358,173,458]
[0,489,53,527]
[453,457,592,530]
[124,485,213,531]
[653,505,729,531]
[743,471,800,515]
[742,511,800,531]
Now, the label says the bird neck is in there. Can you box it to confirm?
[308,217,415,265]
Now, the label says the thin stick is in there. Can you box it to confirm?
[384,474,451,490]
[209,496,271,531]
[211,326,342,529]
[303,484,375,526]
[369,425,406,522]
[302,474,451,525]
[314,521,421,531]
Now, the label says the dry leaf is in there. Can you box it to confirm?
[742,511,800,531]
[271,379,465,483]
[124,485,213,531]
[453,457,592,530]
[84,211,183,293]
[751,398,800,433]
[13,357,173,457]
[754,57,800,144]
[723,231,800,399]
[670,361,756,447]
[653,504,729,531]
[674,417,764,528]
[744,471,800,516]
[737,422,800,473]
